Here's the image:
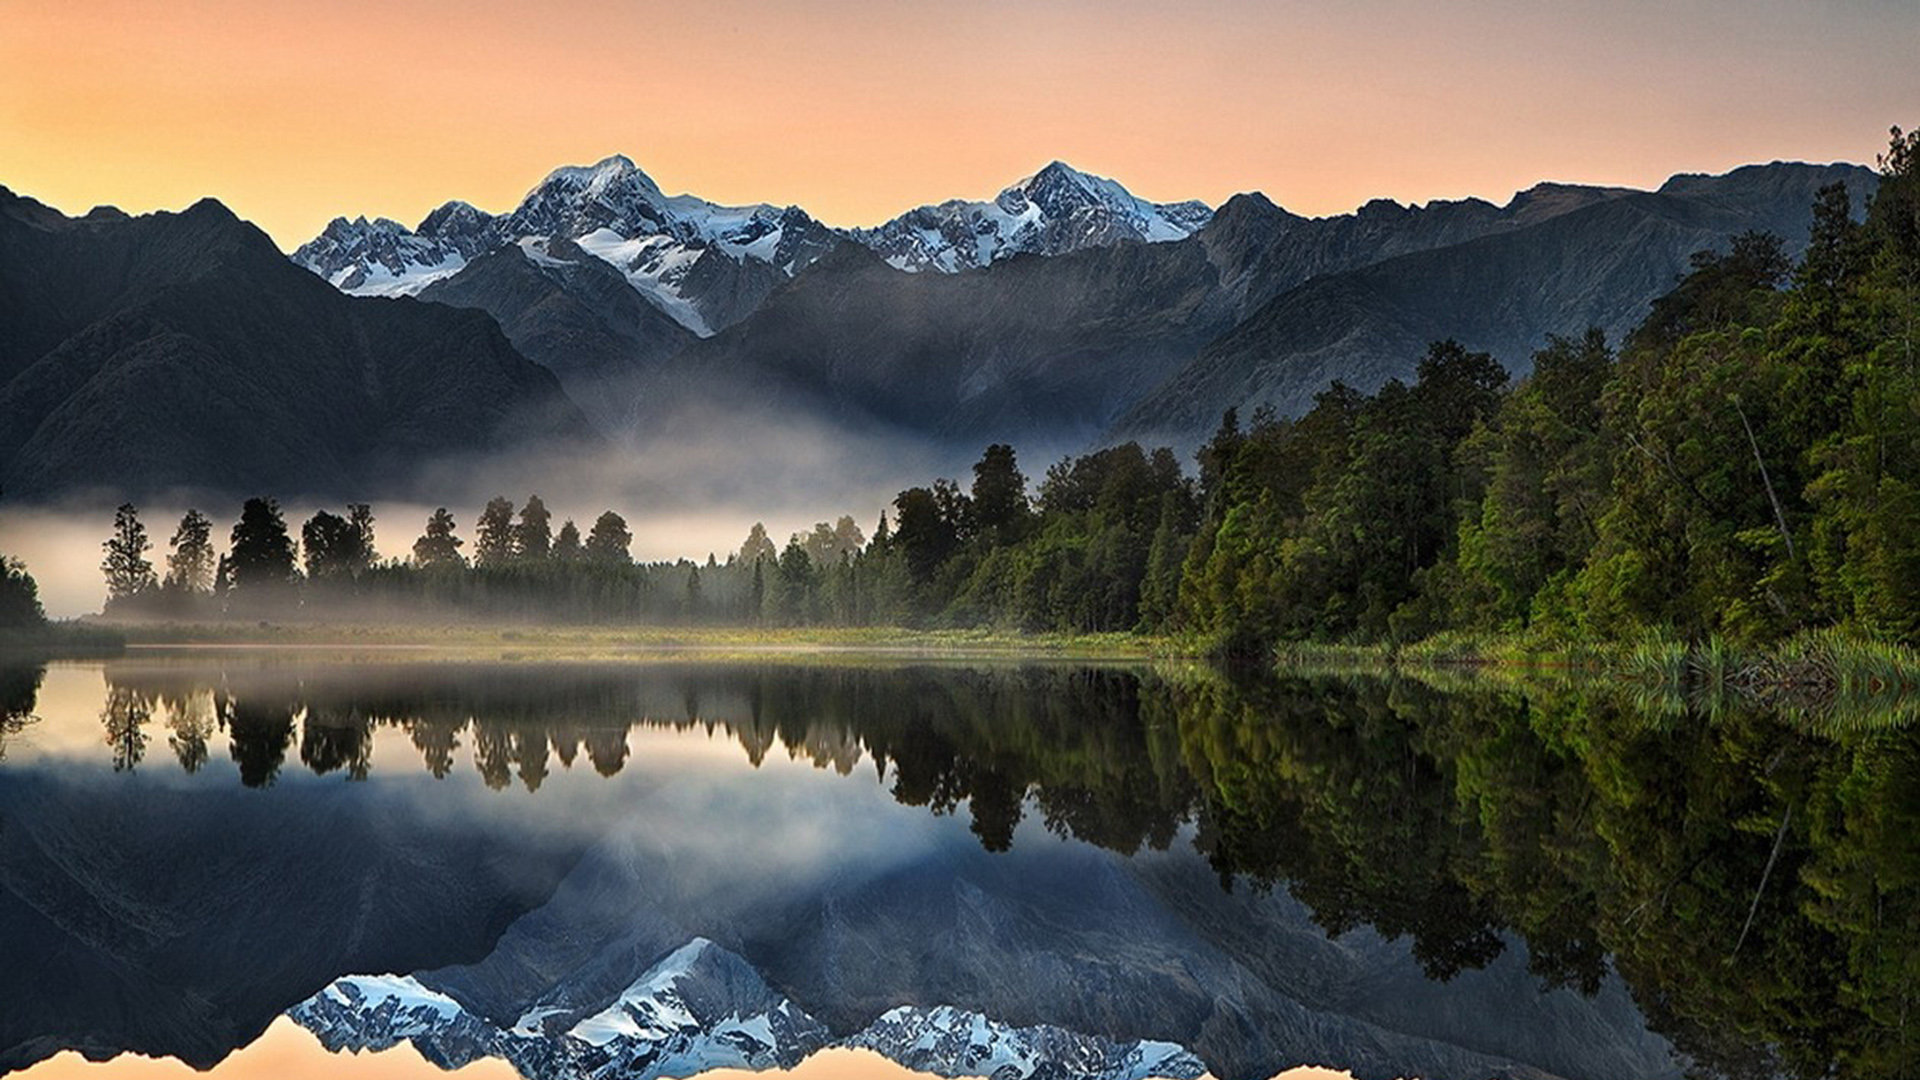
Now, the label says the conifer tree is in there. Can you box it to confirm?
[165,509,217,594]
[101,504,156,603]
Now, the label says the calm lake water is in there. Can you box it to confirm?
[1,650,1913,1080]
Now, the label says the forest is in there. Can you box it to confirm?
[14,127,1918,658]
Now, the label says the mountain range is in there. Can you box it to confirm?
[285,154,1885,456]
[0,154,1880,499]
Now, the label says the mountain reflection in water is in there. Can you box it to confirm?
[0,652,1914,1080]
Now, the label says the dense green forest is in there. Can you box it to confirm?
[61,128,1920,655]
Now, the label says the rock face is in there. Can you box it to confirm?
[417,238,698,430]
[0,187,590,499]
[290,201,501,296]
[851,161,1213,273]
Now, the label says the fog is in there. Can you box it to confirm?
[0,399,1066,619]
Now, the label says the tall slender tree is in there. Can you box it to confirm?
[474,497,516,567]
[165,509,216,594]
[101,504,156,604]
[516,495,553,561]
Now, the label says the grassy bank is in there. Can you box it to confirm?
[0,620,126,657]
[101,620,1178,659]
[1272,628,1920,723]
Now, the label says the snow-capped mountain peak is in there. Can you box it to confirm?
[290,212,489,297]
[291,938,1210,1080]
[855,161,1212,273]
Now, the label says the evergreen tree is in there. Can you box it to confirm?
[412,508,465,568]
[474,496,517,567]
[0,556,44,628]
[739,522,776,564]
[165,509,217,594]
[227,498,296,605]
[773,540,818,624]
[970,443,1031,540]
[892,486,960,583]
[554,519,583,562]
[101,503,156,604]
[516,495,553,561]
[585,510,632,565]
[301,510,362,580]
[749,557,766,622]
[346,504,376,574]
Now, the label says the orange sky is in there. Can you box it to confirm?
[1,0,1915,250]
[16,1016,1360,1080]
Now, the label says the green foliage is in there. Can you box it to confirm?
[516,495,553,561]
[0,555,44,629]
[164,509,217,594]
[474,496,517,568]
[1167,129,1920,658]
[584,510,631,566]
[226,497,296,609]
[412,508,465,568]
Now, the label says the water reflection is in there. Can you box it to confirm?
[1,652,1915,1080]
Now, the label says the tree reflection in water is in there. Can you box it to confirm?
[0,654,1913,1077]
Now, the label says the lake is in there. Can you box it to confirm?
[1,649,1912,1080]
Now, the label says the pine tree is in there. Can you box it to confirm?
[554,519,583,562]
[474,497,516,567]
[346,504,376,574]
[516,495,553,561]
[970,443,1031,540]
[101,503,156,604]
[227,498,296,605]
[165,509,216,594]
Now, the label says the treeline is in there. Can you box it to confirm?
[97,492,889,625]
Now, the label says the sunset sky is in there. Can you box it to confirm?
[3,0,1914,251]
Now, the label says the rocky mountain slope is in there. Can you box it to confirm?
[1117,162,1876,442]
[851,161,1213,273]
[293,155,839,339]
[639,163,1860,453]
[0,187,590,499]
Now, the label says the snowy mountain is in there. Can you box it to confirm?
[852,162,1213,273]
[848,1005,1205,1080]
[290,938,1207,1080]
[291,156,837,336]
[290,201,501,296]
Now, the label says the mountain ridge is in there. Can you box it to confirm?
[0,186,592,499]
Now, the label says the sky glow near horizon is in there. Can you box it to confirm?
[1,0,1914,250]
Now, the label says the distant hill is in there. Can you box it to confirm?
[0,188,591,500]
[1116,162,1876,443]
